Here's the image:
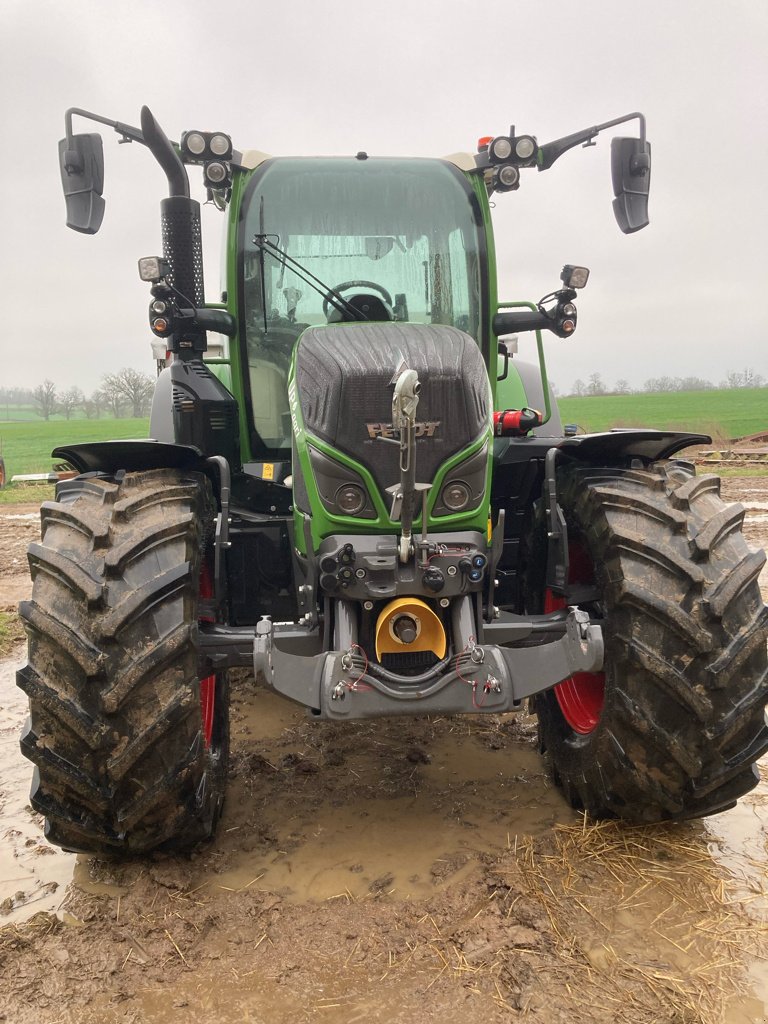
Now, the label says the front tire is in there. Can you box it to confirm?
[17,468,230,854]
[534,462,768,821]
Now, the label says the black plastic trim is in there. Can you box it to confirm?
[558,429,711,462]
[493,429,710,468]
[52,440,205,475]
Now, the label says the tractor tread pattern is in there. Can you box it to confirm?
[17,469,227,855]
[535,462,768,822]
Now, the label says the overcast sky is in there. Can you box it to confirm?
[1,0,766,395]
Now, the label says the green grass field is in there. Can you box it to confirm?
[0,405,47,422]
[0,405,107,422]
[0,418,150,476]
[557,388,768,440]
[0,387,766,480]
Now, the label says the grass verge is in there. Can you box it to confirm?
[0,610,24,659]
[0,484,55,506]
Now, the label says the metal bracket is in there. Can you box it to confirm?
[485,507,505,622]
[252,615,274,683]
[543,446,569,593]
[206,455,231,612]
[301,514,318,628]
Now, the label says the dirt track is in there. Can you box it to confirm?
[1,478,767,1024]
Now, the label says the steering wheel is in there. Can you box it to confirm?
[322,280,394,318]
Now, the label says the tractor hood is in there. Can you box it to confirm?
[293,322,490,498]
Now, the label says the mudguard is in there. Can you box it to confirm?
[52,439,206,475]
[557,429,711,463]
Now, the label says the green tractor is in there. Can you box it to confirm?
[18,106,767,854]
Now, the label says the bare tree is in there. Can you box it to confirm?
[587,372,605,396]
[678,376,714,391]
[59,386,84,420]
[615,379,631,394]
[721,368,765,389]
[84,389,109,419]
[571,378,586,397]
[33,380,58,421]
[101,368,155,418]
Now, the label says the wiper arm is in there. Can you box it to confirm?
[251,233,363,321]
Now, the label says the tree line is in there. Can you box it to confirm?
[1,369,155,421]
[565,368,765,398]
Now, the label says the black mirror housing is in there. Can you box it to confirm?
[611,137,651,233]
[58,133,105,234]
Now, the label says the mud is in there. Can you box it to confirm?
[0,478,767,1024]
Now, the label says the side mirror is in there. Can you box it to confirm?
[611,137,651,233]
[58,133,105,234]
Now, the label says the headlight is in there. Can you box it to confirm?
[433,442,489,518]
[441,480,471,512]
[307,445,375,520]
[336,484,366,516]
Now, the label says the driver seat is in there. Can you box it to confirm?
[327,293,392,323]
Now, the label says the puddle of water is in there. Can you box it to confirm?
[0,654,77,924]
[704,761,768,935]
[206,716,571,902]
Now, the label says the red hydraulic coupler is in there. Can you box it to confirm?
[493,407,543,437]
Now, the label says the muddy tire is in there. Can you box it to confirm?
[534,462,768,821]
[17,468,229,855]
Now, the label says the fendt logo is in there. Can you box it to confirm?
[366,421,440,439]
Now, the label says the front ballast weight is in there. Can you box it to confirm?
[251,598,603,720]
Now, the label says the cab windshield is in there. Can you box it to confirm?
[239,157,485,454]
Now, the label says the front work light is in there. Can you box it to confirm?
[495,164,520,191]
[183,132,206,156]
[490,136,512,161]
[561,265,590,289]
[514,136,537,160]
[181,130,233,162]
[209,133,232,158]
[204,161,230,187]
[138,256,170,283]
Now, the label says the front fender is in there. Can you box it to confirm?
[53,439,206,475]
[558,429,711,463]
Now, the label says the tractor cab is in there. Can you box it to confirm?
[238,156,487,454]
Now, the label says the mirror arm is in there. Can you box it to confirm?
[537,111,646,171]
[64,108,145,159]
[63,107,189,198]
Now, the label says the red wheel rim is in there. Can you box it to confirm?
[199,561,216,749]
[545,541,605,735]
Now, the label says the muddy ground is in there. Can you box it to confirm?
[1,477,767,1024]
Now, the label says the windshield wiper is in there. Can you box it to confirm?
[251,232,363,324]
